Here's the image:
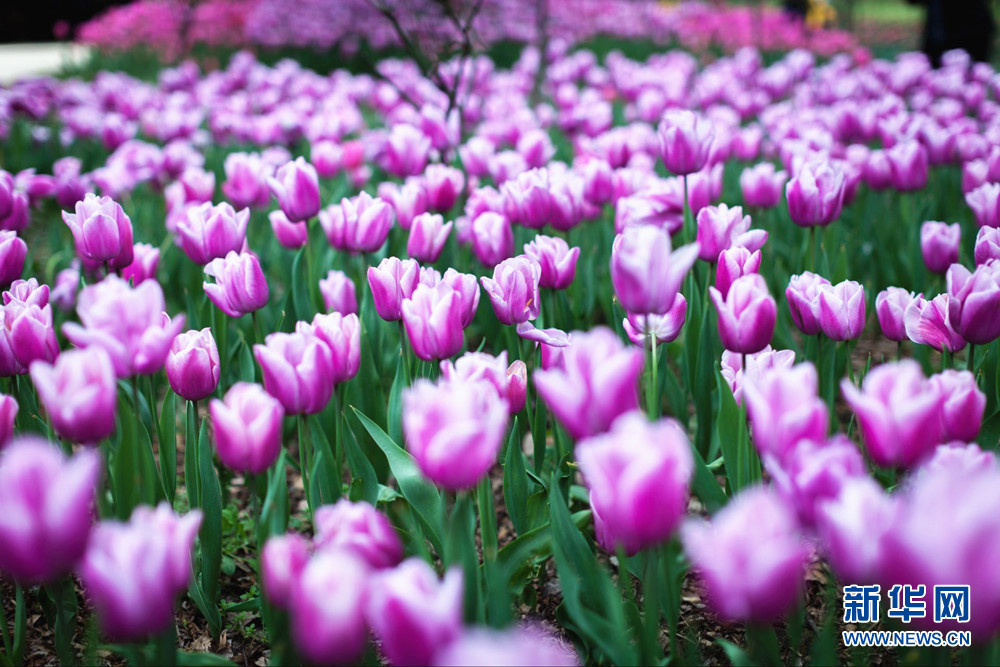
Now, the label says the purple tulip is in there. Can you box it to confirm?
[174,201,249,265]
[0,190,29,233]
[2,296,59,370]
[313,500,403,570]
[863,150,893,190]
[78,503,202,641]
[209,382,285,474]
[876,287,919,342]
[254,330,335,415]
[947,262,1000,344]
[269,210,308,250]
[319,269,357,315]
[657,109,715,176]
[166,328,220,402]
[579,156,614,205]
[817,280,866,341]
[298,312,361,384]
[785,271,831,336]
[471,211,514,268]
[480,255,541,325]
[524,235,580,290]
[710,273,776,354]
[267,157,321,223]
[743,362,828,460]
[203,251,269,318]
[0,171,12,219]
[382,124,431,177]
[966,182,1000,228]
[920,221,960,274]
[0,393,16,449]
[120,242,160,286]
[378,180,428,231]
[368,256,420,322]
[401,283,466,362]
[0,437,101,582]
[929,369,986,443]
[30,348,117,444]
[715,247,761,300]
[423,164,465,213]
[577,411,692,555]
[534,327,644,441]
[440,351,526,415]
[222,152,271,209]
[720,346,796,406]
[366,558,464,666]
[622,295,687,346]
[740,163,787,209]
[785,161,846,227]
[63,276,184,377]
[681,486,808,622]
[433,625,579,667]
[439,268,480,328]
[904,293,965,352]
[407,212,452,264]
[696,204,767,262]
[0,231,27,288]
[841,360,944,468]
[610,225,699,316]
[61,193,134,269]
[320,191,394,254]
[886,140,929,192]
[4,278,47,308]
[261,533,310,610]
[975,226,1000,266]
[815,477,896,584]
[402,377,507,490]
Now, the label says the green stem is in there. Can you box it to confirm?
[682,174,692,243]
[647,321,659,419]
[297,415,312,513]
[50,578,76,666]
[12,584,24,665]
[0,580,11,658]
[809,226,817,273]
[968,343,977,374]
[153,619,178,667]
[641,549,661,664]
[660,541,682,663]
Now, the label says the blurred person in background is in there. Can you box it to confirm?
[907,0,996,66]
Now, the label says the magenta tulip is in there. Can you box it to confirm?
[716,247,761,300]
[61,193,134,269]
[785,271,831,336]
[30,348,117,444]
[876,287,919,342]
[610,225,698,315]
[267,157,321,222]
[711,273,776,354]
[209,382,285,474]
[368,256,420,322]
[920,221,960,274]
[319,191,394,254]
[947,262,1000,344]
[743,362,828,460]
[313,500,403,570]
[0,231,26,288]
[254,331,335,415]
[622,295,687,346]
[785,161,846,227]
[319,269,357,315]
[439,350,526,415]
[120,242,160,286]
[966,182,1000,228]
[401,283,466,362]
[929,369,986,443]
[480,255,541,325]
[434,625,579,667]
[299,311,361,384]
[740,162,787,209]
[174,201,249,265]
[471,211,514,267]
[166,328,220,402]
[817,280,866,341]
[657,109,715,176]
[696,204,767,262]
[720,346,796,406]
[261,533,310,610]
[524,235,580,290]
[269,210,308,250]
[407,212,452,264]
[904,293,965,352]
[203,251,269,318]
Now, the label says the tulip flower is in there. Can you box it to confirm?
[368,256,420,322]
[817,279,866,341]
[203,251,269,318]
[267,157,321,222]
[269,210,308,249]
[920,222,960,274]
[254,331,335,415]
[261,533,310,610]
[785,161,846,227]
[534,327,644,440]
[0,190,28,233]
[378,181,428,231]
[210,382,285,474]
[743,362,828,460]
[423,164,465,212]
[0,393,16,448]
[320,191,394,254]
[974,226,1000,266]
[610,225,699,315]
[222,152,271,209]
[886,140,929,192]
[966,182,1000,228]
[440,350,527,415]
[402,377,507,490]
[298,312,361,384]
[0,171,12,220]
[841,360,944,468]
[681,487,809,622]
[785,271,831,336]
[0,231,26,288]
[524,235,580,290]
[863,150,893,190]
[166,328,220,402]
[78,503,202,641]
[2,297,59,370]
[904,293,965,352]
[61,193,134,269]
[319,269,357,315]
[580,156,614,205]
[815,477,897,584]
[366,558,464,666]
[696,204,767,262]
[876,287,919,342]
[434,625,579,667]
[947,262,1000,345]
[64,276,182,377]
[407,212,452,264]
[0,437,101,582]
[174,201,249,265]
[739,162,787,209]
[929,370,985,443]
[4,278,47,307]
[290,549,371,665]
[710,273,776,354]
[401,283,466,362]
[577,411,693,555]
[622,295,687,346]
[715,247,761,300]
[30,348,118,444]
[120,242,160,285]
[480,255,542,325]
[440,268,480,328]
[382,124,431,177]
[313,500,403,569]
[657,109,715,176]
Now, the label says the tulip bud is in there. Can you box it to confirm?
[610,225,698,316]
[739,162,787,209]
[319,269,357,315]
[785,161,846,227]
[203,251,269,318]
[209,382,285,474]
[368,256,420,322]
[785,271,831,336]
[407,212,452,264]
[715,246,761,300]
[299,312,361,384]
[30,348,118,443]
[254,331,335,415]
[269,210,308,250]
[920,221,960,274]
[440,268,480,328]
[817,280,866,341]
[710,274,776,354]
[61,193,134,269]
[2,297,59,369]
[267,157,321,222]
[929,369,986,443]
[319,191,394,254]
[166,328,220,402]
[401,283,466,362]
[261,533,310,610]
[876,287,919,342]
[0,231,26,287]
[524,235,580,290]
[947,262,1000,345]
[313,500,403,569]
[743,362,828,460]
[696,204,767,262]
[480,255,542,325]
[966,182,1000,228]
[657,109,715,176]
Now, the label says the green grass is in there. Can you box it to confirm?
[851,0,921,23]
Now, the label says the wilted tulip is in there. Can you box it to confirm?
[174,201,249,265]
[920,222,960,274]
[0,231,27,287]
[61,194,134,269]
[267,157,321,222]
[366,558,464,666]
[577,411,692,555]
[210,382,285,474]
[524,235,580,290]
[407,212,452,264]
[368,257,420,322]
[30,348,117,443]
[743,363,828,460]
[622,295,687,346]
[785,271,831,336]
[0,437,101,582]
[120,242,159,285]
[313,500,403,569]
[817,280,866,341]
[533,327,644,440]
[696,204,767,262]
[929,370,985,443]
[681,487,809,622]
[480,255,541,325]
[320,191,394,254]
[610,225,698,315]
[79,504,202,641]
[711,274,776,354]
[166,328,220,402]
[203,251,269,318]
[657,109,715,176]
[261,533,310,610]
[786,161,846,227]
[841,360,944,468]
[947,262,1000,344]
[876,287,919,342]
[299,312,361,384]
[254,331,335,415]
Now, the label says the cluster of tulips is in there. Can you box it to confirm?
[2,27,1000,666]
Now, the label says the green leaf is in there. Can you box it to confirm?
[715,369,742,494]
[185,400,201,510]
[158,388,177,505]
[239,339,256,383]
[716,638,756,667]
[177,652,236,666]
[291,247,311,322]
[343,426,379,506]
[260,450,289,539]
[308,418,341,504]
[111,393,140,519]
[502,417,530,535]
[197,418,223,635]
[350,408,444,555]
[387,353,409,447]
